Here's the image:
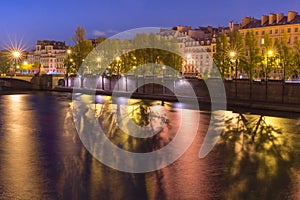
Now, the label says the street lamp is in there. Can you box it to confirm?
[12,50,21,75]
[65,49,72,86]
[229,51,238,98]
[266,50,273,81]
[265,50,274,99]
[116,56,121,90]
[186,54,192,76]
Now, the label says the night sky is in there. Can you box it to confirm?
[0,0,300,49]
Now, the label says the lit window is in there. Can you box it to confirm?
[261,38,265,45]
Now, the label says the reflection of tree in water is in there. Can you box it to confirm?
[218,113,295,200]
[60,102,149,199]
[130,105,150,127]
[96,101,168,153]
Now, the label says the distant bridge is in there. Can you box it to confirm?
[0,75,64,90]
[0,77,33,90]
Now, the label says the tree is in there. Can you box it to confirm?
[228,30,244,77]
[95,36,106,46]
[72,26,86,44]
[213,33,231,79]
[262,33,279,80]
[67,26,94,73]
[0,51,10,74]
[293,39,300,77]
[275,34,294,81]
[244,31,261,81]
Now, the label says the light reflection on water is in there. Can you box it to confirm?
[0,92,299,199]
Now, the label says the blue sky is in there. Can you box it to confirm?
[0,0,300,49]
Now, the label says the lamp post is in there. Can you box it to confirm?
[265,50,273,99]
[186,53,192,77]
[266,50,273,81]
[162,65,166,94]
[65,49,71,87]
[116,56,121,91]
[229,51,238,98]
[96,57,104,90]
[12,50,21,76]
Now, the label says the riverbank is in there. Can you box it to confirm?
[53,86,300,115]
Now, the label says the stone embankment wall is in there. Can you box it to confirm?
[63,76,300,104]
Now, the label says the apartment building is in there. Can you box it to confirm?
[159,25,232,77]
[239,11,300,47]
[27,40,67,74]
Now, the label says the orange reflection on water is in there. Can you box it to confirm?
[0,94,46,199]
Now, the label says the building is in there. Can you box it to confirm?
[27,40,67,74]
[239,11,300,47]
[159,25,231,77]
[238,11,300,79]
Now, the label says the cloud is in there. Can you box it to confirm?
[93,30,106,37]
[93,29,120,38]
[107,29,118,34]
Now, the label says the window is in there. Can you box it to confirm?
[288,28,291,33]
[275,29,278,34]
[261,38,265,45]
[262,31,265,35]
[269,30,272,34]
[256,31,259,35]
[295,27,299,32]
[295,36,298,41]
[281,29,284,33]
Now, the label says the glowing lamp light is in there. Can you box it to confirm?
[268,50,274,56]
[13,51,21,58]
[230,51,236,58]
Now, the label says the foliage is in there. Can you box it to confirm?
[275,35,294,80]
[213,33,231,79]
[244,31,261,81]
[87,33,182,77]
[0,51,10,74]
[65,26,94,74]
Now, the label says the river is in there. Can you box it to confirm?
[0,91,299,199]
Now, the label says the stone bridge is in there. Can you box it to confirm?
[0,77,33,90]
[0,75,63,90]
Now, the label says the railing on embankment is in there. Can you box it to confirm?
[57,76,300,112]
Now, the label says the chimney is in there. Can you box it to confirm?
[261,15,268,26]
[269,13,276,24]
[241,17,251,27]
[276,13,284,23]
[288,11,298,22]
